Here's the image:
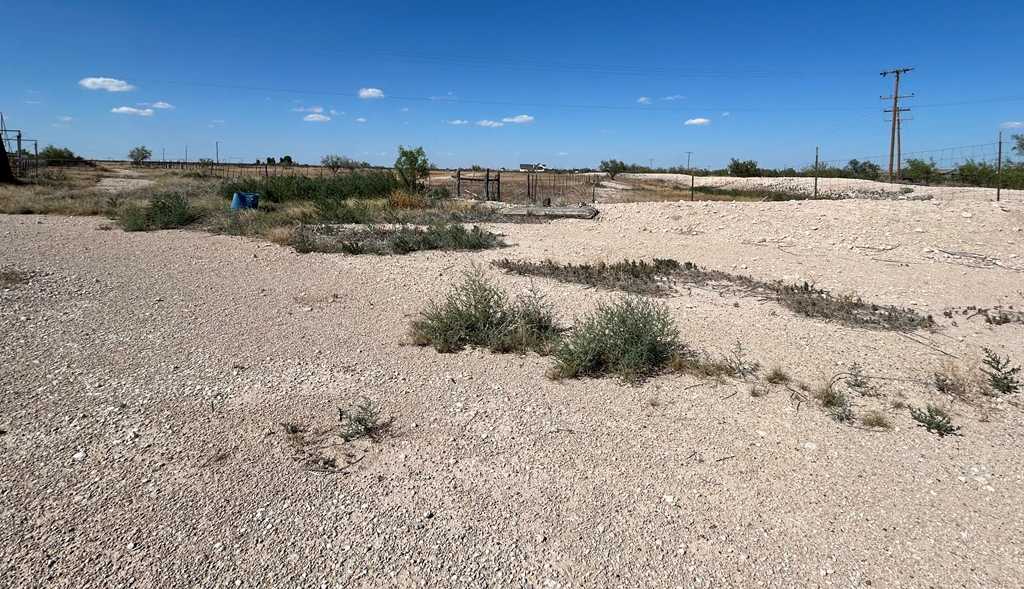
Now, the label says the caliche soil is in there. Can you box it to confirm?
[2,196,1024,587]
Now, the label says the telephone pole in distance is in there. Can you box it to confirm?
[881,67,913,181]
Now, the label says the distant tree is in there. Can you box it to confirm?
[903,158,940,184]
[280,155,294,167]
[727,158,759,177]
[1014,134,1024,157]
[954,159,997,187]
[394,145,431,190]
[599,159,628,178]
[38,145,80,162]
[128,146,152,165]
[266,157,276,165]
[321,154,359,174]
[844,159,882,180]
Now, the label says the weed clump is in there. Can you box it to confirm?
[814,376,854,423]
[410,269,560,354]
[553,295,682,383]
[910,404,961,437]
[981,347,1021,396]
[493,257,933,331]
[117,192,199,231]
[765,366,791,385]
[338,397,393,442]
[861,410,893,430]
[293,223,503,255]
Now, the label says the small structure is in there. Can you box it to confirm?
[519,163,547,172]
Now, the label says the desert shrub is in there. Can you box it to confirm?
[219,171,399,203]
[394,146,430,191]
[981,347,1021,395]
[388,190,430,209]
[410,269,560,354]
[903,158,939,184]
[933,361,982,400]
[845,363,874,396]
[765,365,790,384]
[117,192,198,231]
[338,397,393,442]
[553,295,682,382]
[910,404,961,437]
[861,410,893,430]
[814,376,854,423]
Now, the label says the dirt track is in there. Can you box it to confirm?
[2,195,1023,586]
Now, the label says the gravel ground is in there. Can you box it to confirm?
[616,173,1024,201]
[2,196,1023,587]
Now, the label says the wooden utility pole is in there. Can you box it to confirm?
[881,67,913,181]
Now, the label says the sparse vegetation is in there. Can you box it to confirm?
[117,191,200,231]
[338,397,393,442]
[493,257,932,331]
[410,269,561,354]
[933,361,982,401]
[814,375,854,423]
[220,171,399,203]
[910,404,961,437]
[552,295,682,383]
[844,363,874,396]
[861,410,893,430]
[292,223,504,255]
[981,348,1021,396]
[765,366,791,385]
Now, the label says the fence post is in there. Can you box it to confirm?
[996,131,1003,202]
[496,171,501,201]
[813,146,820,199]
[455,169,461,198]
[485,169,491,200]
[690,174,694,201]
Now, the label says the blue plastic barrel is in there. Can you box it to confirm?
[230,192,260,210]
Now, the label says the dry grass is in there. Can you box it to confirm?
[933,360,984,402]
[861,410,894,430]
[765,366,791,385]
[388,190,430,209]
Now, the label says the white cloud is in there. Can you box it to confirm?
[355,117,367,123]
[151,101,175,109]
[79,77,135,92]
[208,119,225,128]
[303,113,330,122]
[24,100,41,105]
[358,87,384,99]
[429,92,458,101]
[557,151,569,156]
[58,116,73,122]
[636,96,652,105]
[292,105,324,113]
[662,95,686,101]
[447,119,469,125]
[477,120,504,128]
[1001,121,1023,129]
[684,117,711,126]
[502,114,535,124]
[400,107,410,112]
[721,111,731,117]
[111,106,153,116]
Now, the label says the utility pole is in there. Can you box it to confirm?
[162,147,165,162]
[881,67,913,181]
[215,141,220,165]
[685,151,693,170]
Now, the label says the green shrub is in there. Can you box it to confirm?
[553,295,682,382]
[338,397,393,442]
[410,269,560,354]
[910,404,961,437]
[219,171,399,203]
[296,223,504,255]
[981,347,1021,395]
[117,192,199,232]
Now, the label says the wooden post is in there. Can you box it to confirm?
[456,169,461,198]
[813,146,820,199]
[496,171,501,201]
[690,174,695,201]
[996,131,1003,202]
[485,169,491,200]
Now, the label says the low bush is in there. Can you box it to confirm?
[410,269,560,354]
[552,295,682,382]
[219,171,399,203]
[295,223,504,255]
[910,404,961,437]
[492,258,681,295]
[338,397,393,442]
[765,365,791,385]
[861,410,893,430]
[981,347,1021,395]
[117,192,199,231]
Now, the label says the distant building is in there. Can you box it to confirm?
[519,163,547,172]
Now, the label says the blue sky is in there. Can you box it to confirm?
[5,0,1023,169]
